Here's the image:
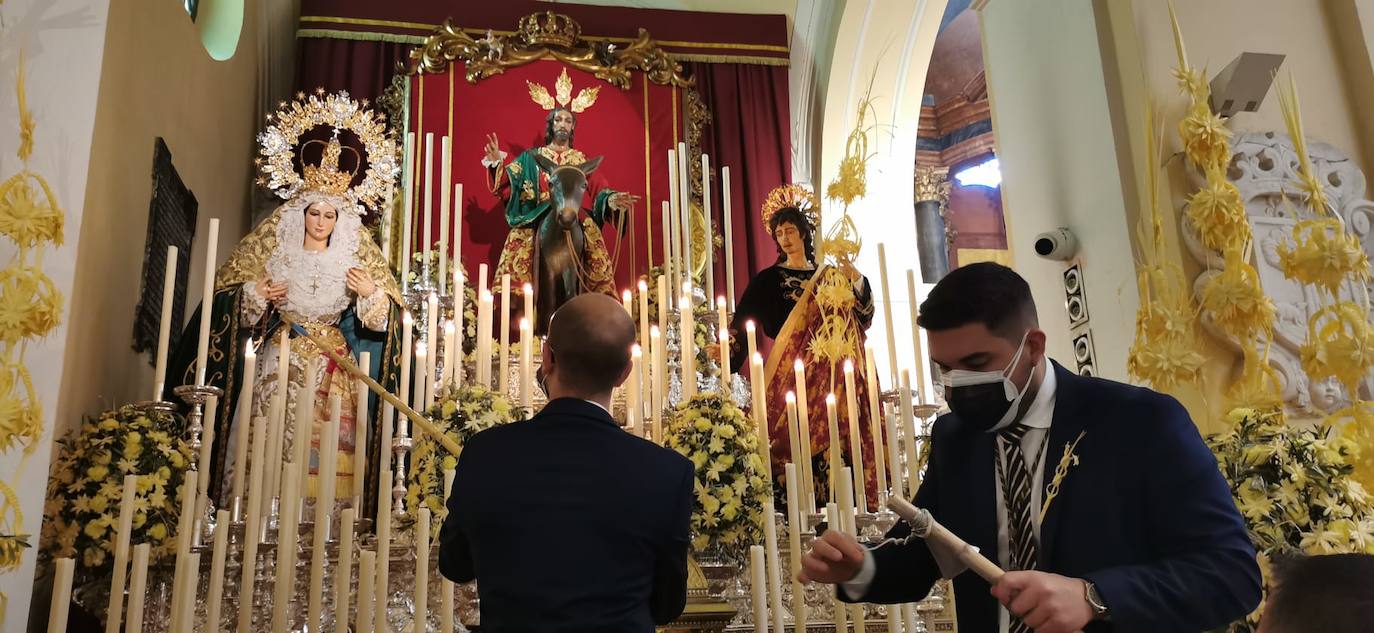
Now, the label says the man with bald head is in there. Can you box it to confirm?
[439,294,695,632]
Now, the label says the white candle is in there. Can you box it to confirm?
[357,550,376,633]
[662,201,674,299]
[628,345,643,435]
[750,544,767,633]
[825,394,841,503]
[678,142,692,280]
[865,346,888,499]
[272,462,302,633]
[152,245,178,401]
[195,218,220,386]
[877,244,899,385]
[762,497,785,633]
[900,371,921,494]
[783,463,807,633]
[205,508,230,631]
[651,326,665,443]
[423,132,435,269]
[441,320,455,391]
[719,330,732,394]
[680,295,696,400]
[637,280,650,344]
[453,268,467,387]
[415,507,431,630]
[702,154,714,297]
[907,270,933,404]
[196,393,218,537]
[400,312,414,434]
[750,353,768,479]
[400,132,415,285]
[478,290,494,388]
[839,469,867,632]
[169,469,199,633]
[355,350,371,506]
[826,503,848,632]
[716,295,728,357]
[124,545,149,633]
[785,393,801,485]
[722,166,735,310]
[499,275,511,395]
[267,329,289,510]
[374,422,393,633]
[334,508,356,633]
[667,151,680,293]
[440,135,451,295]
[427,292,439,401]
[523,282,534,334]
[440,469,455,633]
[843,360,866,513]
[230,342,257,509]
[292,358,319,470]
[307,396,342,632]
[48,558,75,633]
[477,264,489,311]
[793,359,815,514]
[238,414,267,633]
[745,321,758,368]
[520,318,533,414]
[179,552,201,631]
[414,343,428,416]
[454,182,464,286]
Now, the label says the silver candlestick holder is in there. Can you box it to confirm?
[175,383,225,546]
[392,427,412,520]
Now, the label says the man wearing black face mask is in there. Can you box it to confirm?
[800,263,1260,633]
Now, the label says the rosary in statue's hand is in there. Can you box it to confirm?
[256,278,288,304]
[346,268,376,297]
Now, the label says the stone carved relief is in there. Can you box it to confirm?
[1182,131,1374,417]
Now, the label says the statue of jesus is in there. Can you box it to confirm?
[483,106,637,328]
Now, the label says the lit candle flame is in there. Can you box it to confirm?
[786,391,796,403]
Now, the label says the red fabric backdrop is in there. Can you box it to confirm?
[409,61,684,290]
[295,1,791,302]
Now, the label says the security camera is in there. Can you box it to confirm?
[1034,228,1077,261]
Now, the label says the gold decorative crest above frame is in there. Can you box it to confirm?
[404,12,694,90]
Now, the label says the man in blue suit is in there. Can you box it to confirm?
[801,263,1260,632]
[439,293,695,632]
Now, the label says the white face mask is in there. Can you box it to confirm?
[938,332,1035,432]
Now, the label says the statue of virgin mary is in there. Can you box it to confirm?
[166,90,402,516]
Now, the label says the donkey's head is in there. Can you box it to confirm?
[533,154,603,230]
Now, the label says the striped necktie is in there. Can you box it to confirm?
[997,423,1036,633]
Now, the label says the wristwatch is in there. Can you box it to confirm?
[1084,581,1110,620]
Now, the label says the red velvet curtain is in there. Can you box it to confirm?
[296,37,410,105]
[689,62,792,303]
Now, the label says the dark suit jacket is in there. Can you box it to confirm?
[439,397,695,633]
[846,362,1261,632]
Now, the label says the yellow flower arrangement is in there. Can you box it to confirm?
[404,384,522,533]
[1330,402,1374,493]
[1207,406,1374,632]
[664,392,771,556]
[41,405,195,574]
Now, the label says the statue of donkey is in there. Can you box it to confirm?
[530,153,606,335]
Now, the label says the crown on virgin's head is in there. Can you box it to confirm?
[300,132,360,197]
